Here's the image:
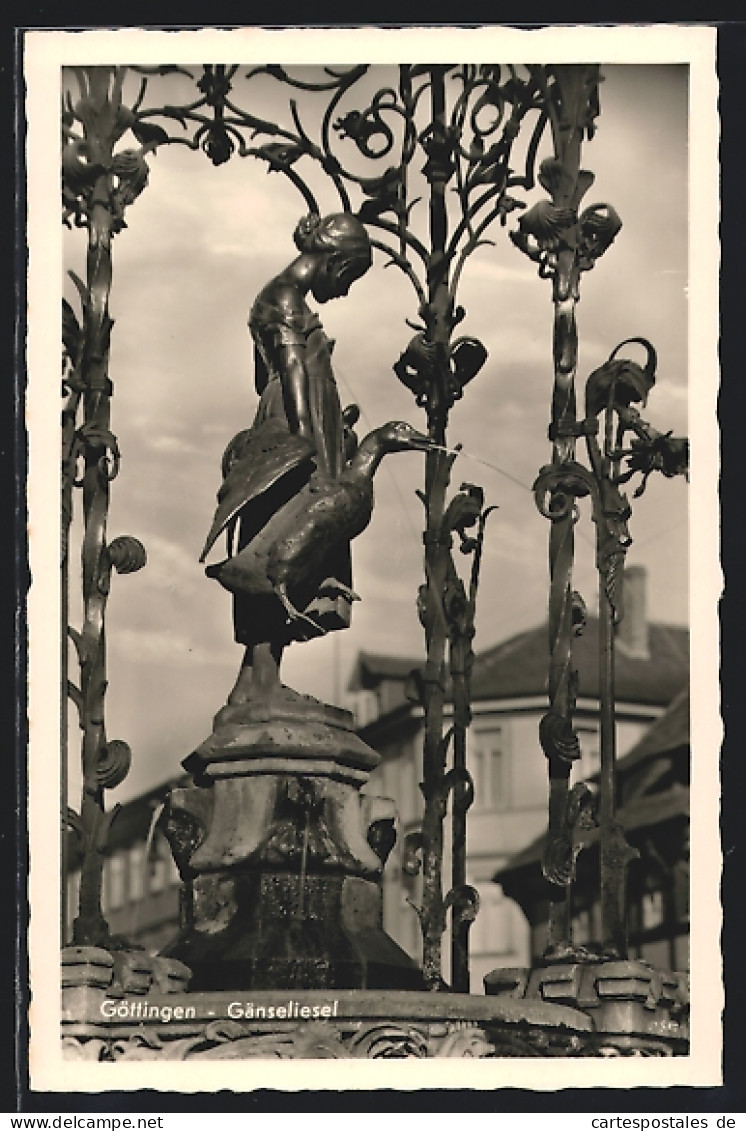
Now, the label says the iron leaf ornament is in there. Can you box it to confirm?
[513,64,624,962]
[510,156,622,296]
[533,335,688,958]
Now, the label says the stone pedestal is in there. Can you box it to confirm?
[60,948,690,1060]
[61,974,594,1060]
[160,684,422,991]
[484,957,689,1055]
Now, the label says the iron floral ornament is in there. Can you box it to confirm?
[533,338,688,959]
[504,64,624,962]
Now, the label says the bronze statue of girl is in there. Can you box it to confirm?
[201,212,373,703]
[249,211,371,474]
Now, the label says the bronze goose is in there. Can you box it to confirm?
[204,421,434,635]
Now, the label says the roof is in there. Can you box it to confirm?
[499,786,689,879]
[613,686,689,773]
[347,651,423,692]
[470,618,688,706]
[348,619,689,707]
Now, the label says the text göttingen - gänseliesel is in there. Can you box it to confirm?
[99,999,340,1022]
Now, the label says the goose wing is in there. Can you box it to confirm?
[200,421,315,562]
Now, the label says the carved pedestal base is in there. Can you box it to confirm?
[485,958,689,1055]
[163,870,421,991]
[161,687,421,991]
[61,981,593,1060]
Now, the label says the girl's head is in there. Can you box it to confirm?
[293,212,372,302]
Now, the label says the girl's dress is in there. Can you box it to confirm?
[249,291,345,479]
[204,283,353,647]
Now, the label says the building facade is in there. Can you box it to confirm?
[496,687,690,973]
[65,780,184,955]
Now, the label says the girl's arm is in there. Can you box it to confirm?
[278,342,312,442]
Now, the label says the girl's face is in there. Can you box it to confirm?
[310,252,370,303]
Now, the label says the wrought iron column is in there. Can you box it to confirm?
[512,65,623,958]
[62,67,147,945]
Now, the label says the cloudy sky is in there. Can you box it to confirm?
[59,58,693,803]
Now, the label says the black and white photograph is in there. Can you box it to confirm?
[23,24,721,1096]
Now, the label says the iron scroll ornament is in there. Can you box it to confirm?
[64,65,557,342]
[532,338,688,957]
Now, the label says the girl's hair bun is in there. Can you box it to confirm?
[293,212,323,252]
[293,212,371,262]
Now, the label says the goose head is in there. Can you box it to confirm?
[372,421,437,454]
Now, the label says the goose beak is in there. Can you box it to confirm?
[407,429,438,452]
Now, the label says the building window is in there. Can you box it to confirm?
[352,690,378,728]
[148,838,170,894]
[572,908,593,945]
[66,870,81,938]
[106,852,126,910]
[400,893,421,959]
[641,889,665,930]
[470,884,511,956]
[470,728,508,810]
[128,844,146,902]
[575,726,600,782]
[398,753,422,824]
[673,857,689,924]
[410,757,422,816]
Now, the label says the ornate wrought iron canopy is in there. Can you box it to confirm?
[61,61,689,1001]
